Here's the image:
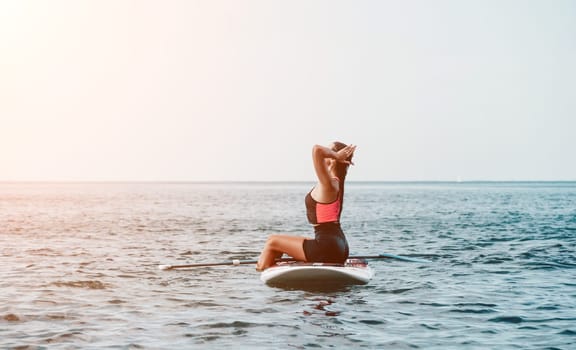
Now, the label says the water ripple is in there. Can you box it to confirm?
[1,182,575,349]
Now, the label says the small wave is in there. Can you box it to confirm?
[420,302,449,307]
[199,321,261,329]
[50,280,107,289]
[2,312,74,323]
[359,319,386,325]
[488,316,576,325]
[420,323,440,330]
[536,305,560,311]
[522,261,576,270]
[450,308,496,314]
[42,331,92,345]
[26,248,61,256]
[244,307,277,314]
[488,316,524,323]
[180,250,201,256]
[449,303,499,314]
[473,254,514,265]
[455,302,498,308]
[182,301,222,308]
[376,287,414,295]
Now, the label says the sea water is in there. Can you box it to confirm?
[0,182,574,349]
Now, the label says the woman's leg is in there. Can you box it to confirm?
[256,234,307,271]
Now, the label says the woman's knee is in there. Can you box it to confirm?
[265,235,283,249]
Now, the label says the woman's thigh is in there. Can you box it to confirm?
[267,234,307,261]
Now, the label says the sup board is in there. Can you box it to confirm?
[260,258,373,287]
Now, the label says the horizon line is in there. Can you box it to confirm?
[1,180,575,184]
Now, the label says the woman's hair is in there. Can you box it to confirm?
[331,141,353,213]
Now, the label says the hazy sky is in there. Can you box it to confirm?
[1,1,575,181]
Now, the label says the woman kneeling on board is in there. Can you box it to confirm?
[256,142,356,271]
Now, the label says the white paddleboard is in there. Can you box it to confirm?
[260,258,374,286]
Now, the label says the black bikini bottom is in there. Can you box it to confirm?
[303,222,349,263]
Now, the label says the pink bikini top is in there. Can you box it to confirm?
[305,179,342,225]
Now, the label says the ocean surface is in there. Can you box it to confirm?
[1,181,575,349]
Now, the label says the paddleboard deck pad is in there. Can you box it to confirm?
[260,258,374,287]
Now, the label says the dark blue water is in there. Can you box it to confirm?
[1,182,575,349]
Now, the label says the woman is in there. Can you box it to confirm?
[256,142,356,271]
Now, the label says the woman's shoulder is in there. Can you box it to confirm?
[310,180,339,203]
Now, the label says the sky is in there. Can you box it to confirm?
[1,0,575,182]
